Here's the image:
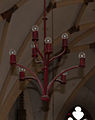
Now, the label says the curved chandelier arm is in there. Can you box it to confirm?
[47,65,80,95]
[56,79,64,84]
[24,76,36,80]
[34,40,44,61]
[48,48,66,64]
[16,63,44,95]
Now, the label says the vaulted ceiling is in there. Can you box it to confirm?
[0,0,95,120]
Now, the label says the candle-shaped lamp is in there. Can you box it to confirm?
[45,37,52,54]
[79,52,86,67]
[31,43,38,58]
[19,67,26,81]
[9,49,16,65]
[61,33,69,51]
[32,25,39,41]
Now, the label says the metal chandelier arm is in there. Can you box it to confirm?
[16,63,44,95]
[47,65,80,94]
[24,76,36,80]
[48,47,66,64]
[34,40,44,60]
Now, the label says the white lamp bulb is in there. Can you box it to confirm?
[9,49,16,55]
[32,25,39,31]
[61,33,69,39]
[18,67,26,72]
[45,37,52,44]
[78,52,86,58]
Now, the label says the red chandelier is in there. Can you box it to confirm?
[9,0,86,102]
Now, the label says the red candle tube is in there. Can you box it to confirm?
[10,54,16,65]
[80,58,85,67]
[19,71,25,81]
[32,48,38,58]
[45,44,52,54]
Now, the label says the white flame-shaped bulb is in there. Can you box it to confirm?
[78,52,86,58]
[45,37,52,44]
[18,67,26,72]
[32,25,39,31]
[9,49,16,55]
[61,33,69,39]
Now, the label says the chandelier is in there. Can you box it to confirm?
[9,0,86,102]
